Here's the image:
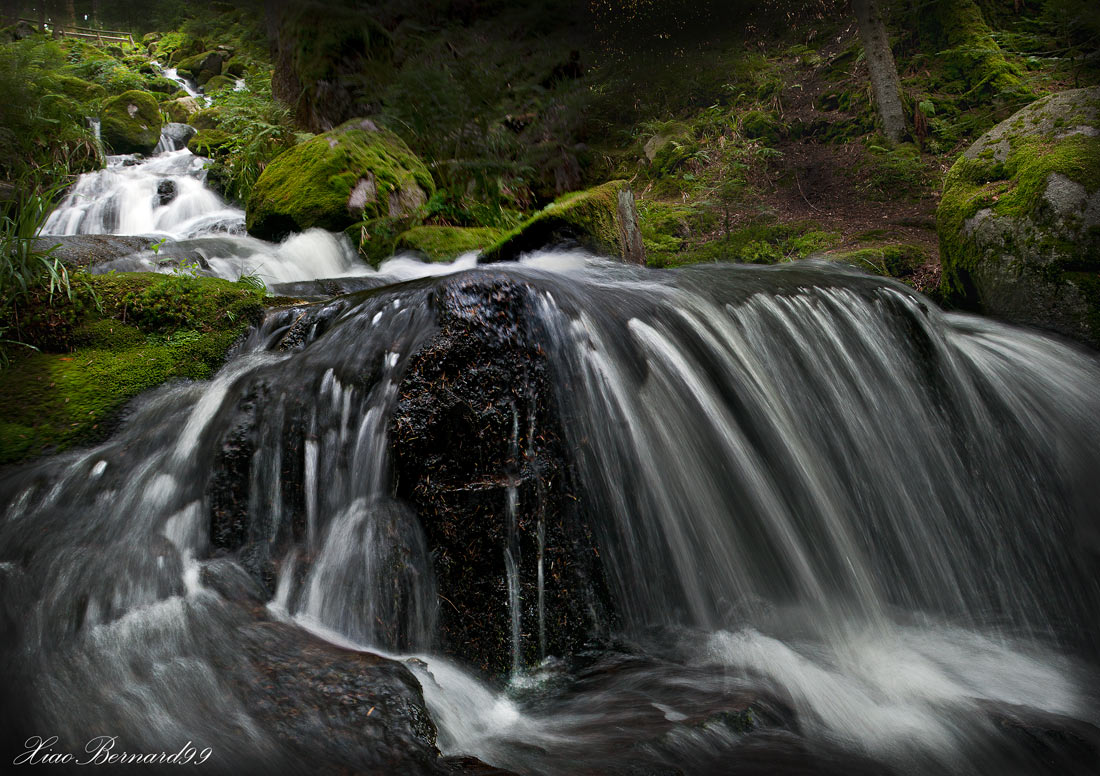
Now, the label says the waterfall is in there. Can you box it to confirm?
[2,257,1098,775]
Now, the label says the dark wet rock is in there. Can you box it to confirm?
[156,178,178,206]
[160,121,197,151]
[267,275,392,300]
[33,234,157,270]
[390,273,613,676]
[233,618,444,774]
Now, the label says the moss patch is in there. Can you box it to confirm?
[394,226,502,262]
[246,117,435,241]
[187,129,232,159]
[0,272,266,464]
[480,180,642,263]
[100,90,163,155]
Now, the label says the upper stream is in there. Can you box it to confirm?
[3,126,1098,776]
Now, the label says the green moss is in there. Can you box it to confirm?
[51,74,107,104]
[187,129,232,159]
[246,118,435,241]
[203,74,234,93]
[918,0,1031,106]
[162,96,202,124]
[154,32,203,65]
[0,272,266,464]
[394,226,502,262]
[740,110,783,145]
[938,116,1100,304]
[223,59,247,78]
[100,90,162,155]
[189,106,224,130]
[479,180,636,262]
[825,244,928,277]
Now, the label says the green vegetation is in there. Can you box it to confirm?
[100,89,162,154]
[394,226,503,262]
[0,271,266,464]
[247,118,435,240]
[480,180,641,263]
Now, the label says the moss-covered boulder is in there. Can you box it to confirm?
[480,180,646,264]
[203,74,235,94]
[187,129,233,159]
[52,74,107,104]
[394,226,502,262]
[176,50,228,85]
[162,96,202,124]
[224,59,247,78]
[246,118,434,241]
[937,87,1100,348]
[189,106,224,131]
[101,90,163,155]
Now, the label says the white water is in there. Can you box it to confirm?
[40,125,491,286]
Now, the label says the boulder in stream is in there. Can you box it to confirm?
[101,90,163,156]
[937,87,1100,348]
[246,117,435,241]
[480,180,646,264]
[163,96,203,124]
[390,274,614,676]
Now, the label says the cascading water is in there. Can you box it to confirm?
[38,124,468,287]
[2,241,1098,774]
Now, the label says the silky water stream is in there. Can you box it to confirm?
[2,127,1099,776]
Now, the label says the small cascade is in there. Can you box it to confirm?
[2,256,1099,775]
[42,147,241,237]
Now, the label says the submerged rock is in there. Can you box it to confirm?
[160,121,197,151]
[937,87,1100,348]
[246,117,434,241]
[101,90,163,155]
[390,274,613,676]
[32,234,156,270]
[156,179,178,206]
[480,180,645,264]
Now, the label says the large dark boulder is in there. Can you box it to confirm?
[390,274,613,676]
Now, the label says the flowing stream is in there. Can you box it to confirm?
[3,127,1099,775]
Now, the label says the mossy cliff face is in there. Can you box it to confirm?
[0,272,266,465]
[937,87,1100,348]
[246,118,434,241]
[393,226,502,262]
[100,90,163,155]
[480,180,646,264]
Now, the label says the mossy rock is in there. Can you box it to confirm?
[100,90,163,155]
[937,87,1100,348]
[51,74,107,104]
[643,122,693,174]
[224,59,247,78]
[394,226,503,262]
[480,180,645,264]
[246,117,435,241]
[187,129,232,159]
[824,244,927,278]
[145,76,179,95]
[740,110,784,145]
[203,74,235,94]
[0,272,267,464]
[162,96,203,124]
[190,106,224,131]
[176,50,227,84]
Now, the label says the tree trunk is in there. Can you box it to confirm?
[852,0,907,145]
